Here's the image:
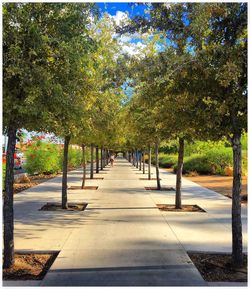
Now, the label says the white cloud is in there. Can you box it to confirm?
[121,41,147,57]
[119,35,132,43]
[111,11,129,26]
[104,12,148,57]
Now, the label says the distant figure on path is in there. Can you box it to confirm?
[110,154,115,167]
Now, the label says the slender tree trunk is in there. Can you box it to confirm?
[143,149,145,174]
[136,148,139,168]
[231,133,243,267]
[62,135,70,209]
[90,143,94,179]
[129,151,131,163]
[133,149,136,166]
[106,149,109,165]
[100,146,103,170]
[148,145,151,180]
[81,144,86,189]
[103,149,106,167]
[175,137,184,209]
[155,141,161,190]
[139,149,142,170]
[96,146,99,173]
[3,126,17,269]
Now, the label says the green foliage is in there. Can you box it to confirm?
[24,141,62,175]
[151,153,178,168]
[154,140,240,176]
[177,154,213,175]
[173,147,233,175]
[24,140,92,175]
[184,140,230,156]
[242,150,248,176]
[241,133,247,151]
[159,140,178,154]
[2,163,6,190]
[68,147,82,168]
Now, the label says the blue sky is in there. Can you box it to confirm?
[97,3,148,17]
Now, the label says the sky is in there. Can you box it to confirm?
[97,3,152,56]
[96,3,150,100]
[97,3,148,17]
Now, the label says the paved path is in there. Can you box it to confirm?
[4,157,247,286]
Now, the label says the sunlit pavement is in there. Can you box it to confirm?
[4,157,247,286]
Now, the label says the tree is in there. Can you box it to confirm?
[181,3,247,267]
[3,3,57,268]
[122,2,247,267]
[3,2,98,268]
[41,3,98,208]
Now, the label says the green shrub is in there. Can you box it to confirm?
[175,154,213,174]
[24,140,87,175]
[148,153,178,168]
[205,147,232,175]
[68,147,82,168]
[159,153,178,168]
[242,150,248,176]
[24,141,62,175]
[173,147,233,175]
[184,140,229,157]
[2,163,6,190]
[241,133,248,151]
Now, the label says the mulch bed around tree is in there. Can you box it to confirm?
[3,252,58,280]
[156,204,206,212]
[39,202,88,211]
[68,185,98,190]
[145,187,175,191]
[188,252,247,282]
[13,174,58,194]
[139,178,162,180]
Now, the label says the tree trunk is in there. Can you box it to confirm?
[133,149,136,166]
[139,149,142,171]
[231,132,243,267]
[129,151,131,163]
[143,149,145,174]
[96,146,99,173]
[62,135,70,209]
[106,149,109,165]
[81,144,86,189]
[175,137,184,209]
[3,126,17,269]
[148,145,151,180]
[103,149,106,167]
[136,148,139,168]
[90,143,94,179]
[100,146,103,170]
[155,141,161,190]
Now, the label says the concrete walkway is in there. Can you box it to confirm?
[4,157,247,286]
